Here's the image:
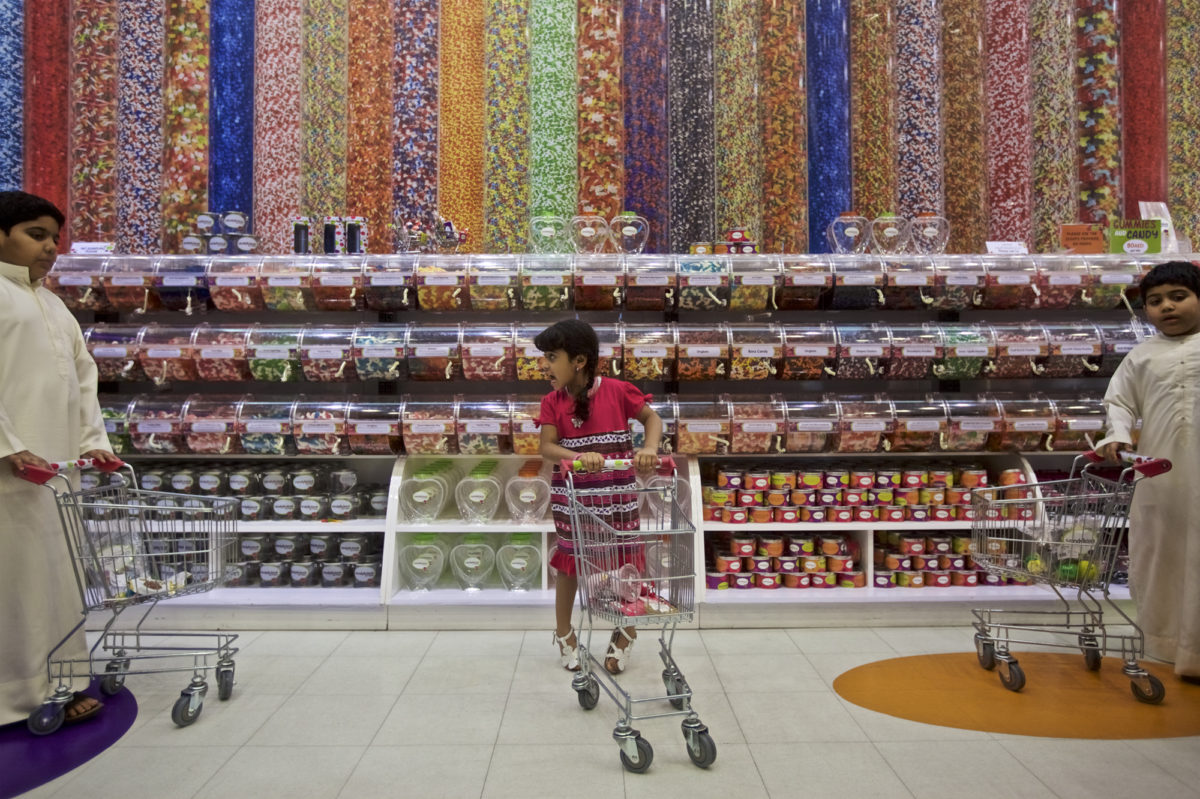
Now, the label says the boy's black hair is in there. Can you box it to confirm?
[534,319,599,423]
[1140,260,1200,297]
[0,190,65,234]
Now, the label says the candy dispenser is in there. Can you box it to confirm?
[237,397,296,455]
[780,324,838,380]
[929,257,984,310]
[311,257,365,311]
[352,324,409,381]
[623,324,676,382]
[259,258,316,311]
[128,395,187,454]
[728,323,783,380]
[47,256,109,311]
[530,215,569,254]
[886,324,943,380]
[609,212,651,254]
[449,532,498,588]
[568,215,612,254]
[246,325,304,382]
[933,324,996,380]
[1096,319,1150,378]
[399,465,460,523]
[346,398,404,455]
[407,324,463,381]
[833,324,893,380]
[1047,395,1106,452]
[467,254,520,311]
[979,256,1039,310]
[573,255,625,310]
[509,396,542,455]
[881,257,936,309]
[181,394,244,454]
[826,213,872,253]
[402,397,459,454]
[519,255,573,311]
[777,255,834,310]
[515,323,548,382]
[676,323,730,380]
[1041,322,1102,378]
[675,397,732,455]
[886,398,948,452]
[987,322,1048,379]
[292,399,349,455]
[830,397,894,454]
[192,323,253,382]
[728,394,786,454]
[298,326,358,382]
[100,396,134,455]
[100,256,159,313]
[909,214,952,254]
[1085,255,1143,309]
[456,397,513,455]
[729,255,780,311]
[498,532,543,590]
[86,324,147,382]
[362,254,416,311]
[676,255,730,311]
[942,397,1002,452]
[631,397,675,454]
[870,215,913,255]
[1034,255,1091,310]
[987,395,1054,452]
[137,324,199,384]
[784,398,838,452]
[415,254,469,310]
[455,464,505,525]
[206,257,265,311]
[830,256,885,310]
[461,324,517,381]
[593,323,624,378]
[623,255,677,311]
[152,256,210,314]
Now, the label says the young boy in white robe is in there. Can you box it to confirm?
[0,191,121,727]
[1097,260,1200,684]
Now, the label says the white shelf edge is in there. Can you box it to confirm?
[165,587,381,607]
[702,583,1132,604]
[702,521,973,532]
[238,519,387,533]
[393,521,554,533]
[388,588,555,606]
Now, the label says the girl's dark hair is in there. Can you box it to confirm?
[534,319,599,422]
[1141,260,1200,297]
[0,190,65,233]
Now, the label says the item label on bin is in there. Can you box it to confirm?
[685,346,722,358]
[740,274,776,285]
[520,421,539,433]
[161,275,197,286]
[266,276,302,286]
[901,345,937,357]
[582,273,618,285]
[422,274,459,285]
[244,421,283,433]
[92,347,128,358]
[955,419,997,431]
[362,346,400,358]
[529,273,566,285]
[1113,342,1136,353]
[848,345,883,356]
[893,274,931,286]
[215,275,250,286]
[317,275,355,286]
[792,345,832,357]
[1066,419,1105,431]
[904,420,942,431]
[353,422,393,435]
[191,421,227,433]
[476,273,514,285]
[840,273,879,285]
[300,422,337,434]
[632,273,669,286]
[739,345,779,358]
[341,541,363,556]
[306,347,345,359]
[1100,273,1135,284]
[410,421,446,434]
[850,420,887,432]
[253,347,292,359]
[300,499,321,515]
[632,346,668,358]
[464,421,501,433]
[109,275,146,286]
[794,420,834,432]
[146,348,182,359]
[200,347,236,359]
[954,345,989,357]
[685,422,723,433]
[789,273,829,285]
[57,275,94,285]
[414,345,451,357]
[369,274,408,286]
[996,273,1031,284]
[740,422,778,433]
[1004,344,1043,356]
[136,421,172,433]
[467,345,506,357]
[683,274,722,286]
[104,421,117,433]
[1049,273,1083,285]
[1058,343,1099,355]
[330,499,354,515]
[1013,420,1050,431]
[945,273,983,285]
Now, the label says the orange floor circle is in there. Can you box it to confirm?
[833,652,1200,739]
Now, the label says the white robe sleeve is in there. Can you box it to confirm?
[0,396,29,460]
[71,319,111,455]
[1096,353,1138,450]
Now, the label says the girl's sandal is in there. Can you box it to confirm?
[604,628,636,674]
[553,628,580,671]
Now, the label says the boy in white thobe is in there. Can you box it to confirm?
[0,191,120,726]
[1098,260,1200,683]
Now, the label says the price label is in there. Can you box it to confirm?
[136,421,172,433]
[353,422,394,435]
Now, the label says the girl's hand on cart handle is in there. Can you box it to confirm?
[5,449,51,478]
[634,448,659,475]
[574,451,606,473]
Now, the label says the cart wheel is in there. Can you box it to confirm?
[684,728,717,769]
[171,694,203,727]
[663,669,686,710]
[1080,637,1102,672]
[27,704,64,736]
[217,668,235,701]
[1130,674,1166,705]
[975,634,996,671]
[619,735,654,774]
[100,660,128,696]
[577,675,599,711]
[998,659,1026,692]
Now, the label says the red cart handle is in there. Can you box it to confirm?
[16,457,126,486]
[1083,450,1172,478]
[560,456,676,474]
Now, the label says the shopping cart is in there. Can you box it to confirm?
[560,457,715,773]
[969,451,1172,703]
[18,458,240,734]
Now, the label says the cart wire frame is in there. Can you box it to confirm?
[969,453,1172,703]
[561,458,716,773]
[24,461,240,734]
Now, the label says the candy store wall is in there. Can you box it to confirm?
[0,0,1196,256]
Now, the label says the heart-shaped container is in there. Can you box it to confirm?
[529,215,569,253]
[399,462,460,522]
[497,534,542,591]
[870,215,913,255]
[826,214,871,254]
[455,473,503,523]
[609,212,650,254]
[399,534,448,591]
[568,215,612,254]
[450,535,497,591]
[910,215,951,254]
[504,474,551,524]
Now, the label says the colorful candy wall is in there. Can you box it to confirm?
[0,0,1195,255]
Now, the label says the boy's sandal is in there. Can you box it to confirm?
[553,628,580,671]
[63,693,103,725]
[605,628,636,674]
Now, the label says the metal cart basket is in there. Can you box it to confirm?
[969,452,1171,703]
[561,457,715,773]
[19,458,240,734]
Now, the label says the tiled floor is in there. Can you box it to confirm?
[21,626,1200,799]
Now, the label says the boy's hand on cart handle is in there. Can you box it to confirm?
[5,449,51,478]
[1093,442,1130,463]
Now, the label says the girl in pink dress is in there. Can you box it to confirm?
[534,320,663,674]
